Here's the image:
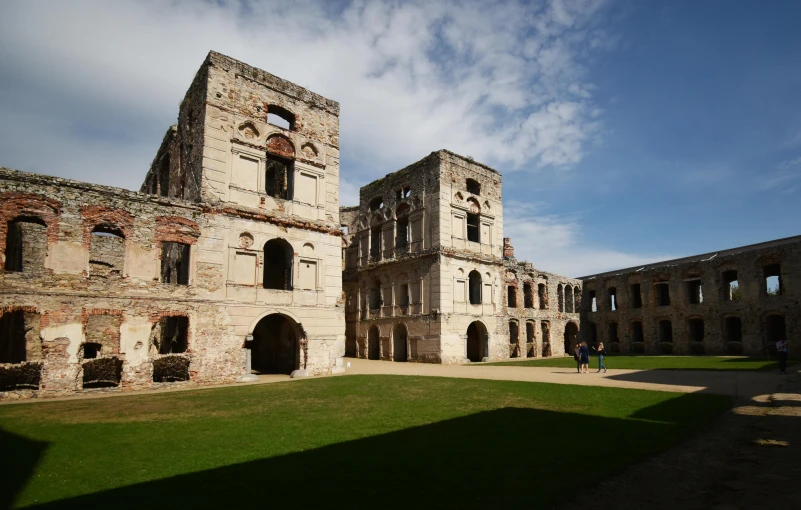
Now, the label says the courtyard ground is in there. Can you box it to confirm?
[481,355,794,371]
[0,375,729,509]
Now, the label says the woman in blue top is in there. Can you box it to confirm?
[579,341,590,373]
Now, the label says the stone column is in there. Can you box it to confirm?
[237,335,259,383]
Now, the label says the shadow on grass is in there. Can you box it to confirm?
[23,395,729,510]
[0,428,49,510]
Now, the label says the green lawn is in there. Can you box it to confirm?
[481,355,795,371]
[1,375,730,509]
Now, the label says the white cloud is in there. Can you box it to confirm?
[0,0,615,191]
[759,156,801,193]
[503,200,678,277]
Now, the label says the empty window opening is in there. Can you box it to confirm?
[82,342,101,359]
[153,316,189,354]
[340,225,349,235]
[509,321,520,358]
[538,284,548,309]
[526,322,536,358]
[541,322,551,357]
[630,283,642,308]
[631,321,644,347]
[589,290,597,312]
[507,286,517,308]
[524,283,534,308]
[395,186,411,200]
[686,279,703,304]
[688,318,704,343]
[4,217,47,272]
[82,314,122,387]
[766,315,786,347]
[608,322,619,344]
[573,286,581,311]
[557,284,564,312]
[265,154,293,200]
[654,282,670,306]
[468,271,482,305]
[370,226,381,260]
[764,264,781,296]
[369,197,384,212]
[659,320,673,343]
[369,280,381,309]
[267,106,295,130]
[608,287,617,311]
[159,154,170,197]
[0,310,28,364]
[586,322,598,346]
[399,284,409,308]
[396,216,409,249]
[263,239,293,290]
[161,242,190,285]
[466,213,480,243]
[725,316,743,354]
[466,178,481,195]
[565,286,574,313]
[89,227,125,277]
[722,270,740,301]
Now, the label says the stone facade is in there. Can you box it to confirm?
[341,151,581,364]
[579,236,801,355]
[0,51,344,399]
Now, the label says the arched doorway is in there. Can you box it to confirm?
[393,323,407,362]
[368,325,380,360]
[251,314,301,375]
[263,239,293,290]
[466,321,488,362]
[564,321,578,355]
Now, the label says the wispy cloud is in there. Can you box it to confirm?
[0,0,616,191]
[503,200,677,277]
[759,156,801,193]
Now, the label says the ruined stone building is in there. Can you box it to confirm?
[340,151,581,364]
[579,236,801,356]
[0,51,344,397]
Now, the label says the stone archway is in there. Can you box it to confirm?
[466,321,488,362]
[251,313,301,375]
[368,325,380,360]
[393,323,408,362]
[564,321,579,355]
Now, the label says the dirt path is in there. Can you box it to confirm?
[345,358,782,398]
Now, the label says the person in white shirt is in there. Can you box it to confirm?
[776,339,788,374]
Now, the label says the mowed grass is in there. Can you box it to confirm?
[1,375,730,509]
[481,355,795,371]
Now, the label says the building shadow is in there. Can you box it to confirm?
[0,428,49,510]
[24,400,727,510]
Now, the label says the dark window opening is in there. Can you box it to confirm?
[630,283,642,308]
[267,105,295,130]
[687,279,703,304]
[608,322,619,344]
[526,322,536,358]
[565,286,574,313]
[608,287,617,311]
[154,316,189,354]
[722,270,740,301]
[557,284,564,312]
[659,320,673,343]
[83,342,101,359]
[507,286,517,308]
[654,282,670,306]
[764,264,781,296]
[469,271,482,305]
[369,197,383,212]
[395,186,411,200]
[466,178,481,195]
[265,154,293,199]
[161,242,190,285]
[159,154,170,197]
[586,322,597,345]
[541,322,551,357]
[538,284,547,310]
[263,239,293,290]
[370,227,381,260]
[524,283,534,308]
[89,227,125,277]
[688,318,704,343]
[632,321,644,344]
[4,217,47,272]
[399,284,409,308]
[466,213,480,243]
[766,315,786,347]
[396,217,409,248]
[509,321,519,358]
[589,290,597,312]
[0,310,27,364]
[725,316,743,344]
[369,281,381,309]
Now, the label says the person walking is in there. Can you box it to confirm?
[595,342,608,373]
[776,338,789,374]
[579,341,590,374]
[574,342,581,373]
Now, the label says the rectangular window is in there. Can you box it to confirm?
[370,227,381,260]
[480,222,490,244]
[409,281,422,304]
[466,213,480,242]
[589,290,597,312]
[399,284,410,307]
[507,286,517,308]
[722,270,740,301]
[764,264,781,296]
[608,287,617,311]
[233,251,256,285]
[265,154,292,199]
[294,172,318,206]
[455,279,466,303]
[654,282,670,306]
[452,214,465,239]
[630,283,642,308]
[298,259,317,289]
[161,242,190,285]
[686,279,703,304]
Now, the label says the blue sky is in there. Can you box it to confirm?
[1,0,799,277]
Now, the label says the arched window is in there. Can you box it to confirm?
[524,282,534,308]
[468,270,482,304]
[4,216,47,272]
[89,225,125,277]
[369,197,384,212]
[267,105,295,130]
[466,178,481,195]
[263,239,293,290]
